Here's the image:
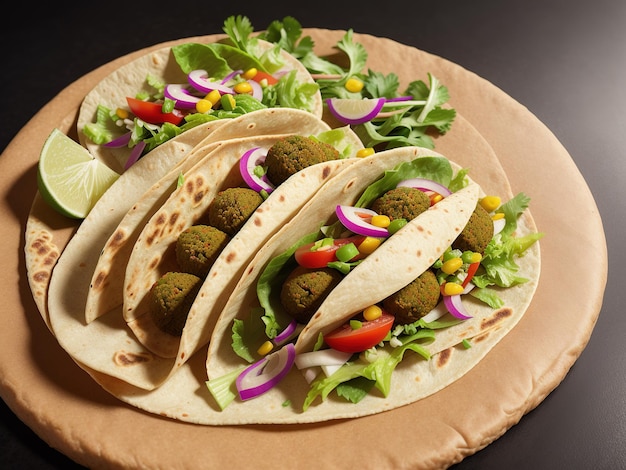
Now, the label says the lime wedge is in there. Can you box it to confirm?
[37,128,120,219]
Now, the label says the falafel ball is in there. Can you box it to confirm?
[382,269,441,324]
[264,135,335,186]
[208,187,263,236]
[371,186,430,222]
[452,203,494,254]
[175,225,230,277]
[149,271,202,336]
[280,266,344,323]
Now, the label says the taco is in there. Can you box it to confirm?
[84,107,347,325]
[78,17,323,173]
[203,146,542,421]
[46,117,363,389]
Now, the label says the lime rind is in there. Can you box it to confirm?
[37,128,120,219]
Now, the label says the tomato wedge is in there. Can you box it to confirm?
[126,97,185,125]
[462,261,480,287]
[251,70,278,85]
[324,311,395,353]
[294,236,365,269]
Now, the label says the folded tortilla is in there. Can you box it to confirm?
[47,121,363,389]
[85,108,343,324]
[78,39,323,173]
[201,146,541,422]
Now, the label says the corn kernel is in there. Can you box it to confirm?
[371,214,391,228]
[257,340,274,356]
[441,257,463,274]
[206,89,221,105]
[345,77,364,93]
[480,195,501,212]
[444,282,464,296]
[242,68,257,80]
[430,193,444,205]
[115,108,129,119]
[356,147,375,158]
[358,237,382,255]
[234,82,253,94]
[469,252,482,263]
[195,99,213,114]
[363,305,382,321]
[492,212,505,220]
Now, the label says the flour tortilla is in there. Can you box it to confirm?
[78,39,323,173]
[85,108,345,324]
[47,125,362,390]
[201,146,540,423]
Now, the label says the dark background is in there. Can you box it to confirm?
[2,1,624,468]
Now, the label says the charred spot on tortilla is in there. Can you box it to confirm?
[113,350,153,366]
[436,347,453,369]
[91,270,107,290]
[110,228,126,248]
[33,271,50,284]
[480,307,513,332]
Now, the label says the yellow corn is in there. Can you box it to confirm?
[492,212,505,221]
[363,305,383,321]
[242,68,257,80]
[115,108,129,120]
[431,193,443,204]
[345,77,364,93]
[371,214,391,228]
[358,237,382,255]
[356,147,375,158]
[234,82,253,94]
[444,282,464,296]
[480,195,501,212]
[195,99,213,114]
[206,89,221,105]
[469,252,483,263]
[257,340,274,356]
[441,257,463,274]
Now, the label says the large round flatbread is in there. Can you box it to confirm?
[2,29,606,468]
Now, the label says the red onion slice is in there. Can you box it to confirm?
[104,132,131,148]
[397,178,452,196]
[239,147,274,194]
[236,343,296,400]
[274,319,297,344]
[247,79,263,101]
[335,205,389,237]
[124,140,146,170]
[443,294,473,320]
[164,84,201,109]
[326,97,386,125]
[188,70,235,95]
[221,69,243,84]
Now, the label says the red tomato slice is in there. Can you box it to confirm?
[324,311,395,353]
[251,70,278,85]
[462,261,480,287]
[294,236,365,269]
[126,97,185,125]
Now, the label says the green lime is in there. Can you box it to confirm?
[37,128,120,219]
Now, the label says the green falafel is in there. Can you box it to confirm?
[280,266,344,323]
[452,203,494,254]
[371,186,430,222]
[149,272,202,336]
[175,225,230,277]
[264,135,336,186]
[383,269,441,324]
[208,187,264,236]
